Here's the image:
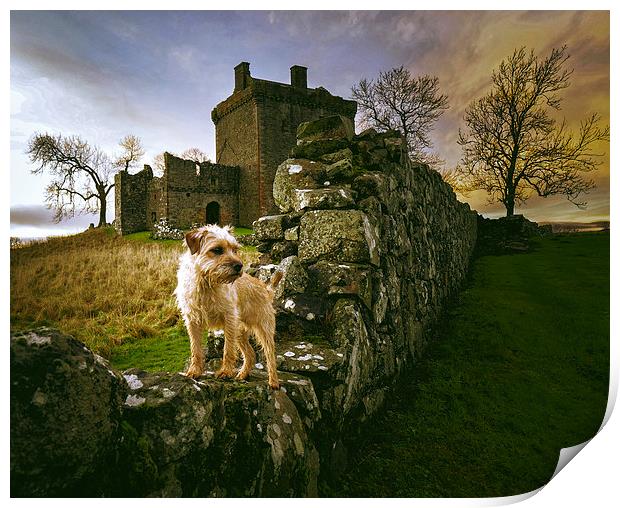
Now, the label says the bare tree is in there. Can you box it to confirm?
[180,147,210,164]
[152,152,167,177]
[27,133,115,227]
[456,46,609,216]
[352,66,449,166]
[114,134,145,172]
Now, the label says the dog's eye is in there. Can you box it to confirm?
[211,247,224,255]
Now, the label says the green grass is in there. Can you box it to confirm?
[332,232,609,498]
[123,227,253,245]
[233,226,253,237]
[109,324,190,373]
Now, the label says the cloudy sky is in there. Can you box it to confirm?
[10,10,610,237]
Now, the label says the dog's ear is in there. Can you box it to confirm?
[185,230,203,255]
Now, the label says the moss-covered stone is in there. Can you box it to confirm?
[270,240,298,262]
[273,158,327,213]
[253,214,288,241]
[298,210,380,266]
[291,187,356,212]
[318,147,353,164]
[296,115,354,144]
[10,328,127,497]
[274,255,309,300]
[290,138,351,160]
[308,261,374,309]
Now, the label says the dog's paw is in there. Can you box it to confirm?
[268,380,281,390]
[215,368,235,379]
[185,364,203,379]
[235,370,250,381]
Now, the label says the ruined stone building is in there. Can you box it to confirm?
[114,63,357,234]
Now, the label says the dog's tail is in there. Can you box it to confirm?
[268,271,283,289]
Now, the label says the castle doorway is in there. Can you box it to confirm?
[206,201,220,225]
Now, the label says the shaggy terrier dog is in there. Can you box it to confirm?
[174,225,281,389]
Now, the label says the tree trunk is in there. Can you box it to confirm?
[98,195,107,227]
[505,197,515,216]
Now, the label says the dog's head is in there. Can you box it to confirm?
[185,225,244,285]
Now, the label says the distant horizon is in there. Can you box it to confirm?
[11,11,610,233]
[9,205,611,242]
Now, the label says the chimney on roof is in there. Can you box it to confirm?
[290,65,308,88]
[234,62,251,92]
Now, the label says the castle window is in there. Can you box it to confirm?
[151,211,156,222]
[210,175,219,187]
[186,192,191,197]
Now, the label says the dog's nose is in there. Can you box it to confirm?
[233,263,243,273]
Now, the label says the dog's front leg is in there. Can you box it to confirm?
[186,320,205,378]
[215,317,239,379]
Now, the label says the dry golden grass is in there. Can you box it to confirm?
[10,227,259,357]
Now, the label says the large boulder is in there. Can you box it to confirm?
[298,210,380,266]
[119,368,320,497]
[10,328,127,497]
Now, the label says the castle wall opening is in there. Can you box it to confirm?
[206,201,221,225]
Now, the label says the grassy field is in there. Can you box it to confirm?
[331,232,609,497]
[10,227,259,371]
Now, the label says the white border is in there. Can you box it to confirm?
[3,2,617,505]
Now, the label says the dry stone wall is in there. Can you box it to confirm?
[249,116,478,472]
[476,214,553,255]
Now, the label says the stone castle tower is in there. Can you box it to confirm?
[114,63,356,233]
[212,62,357,225]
